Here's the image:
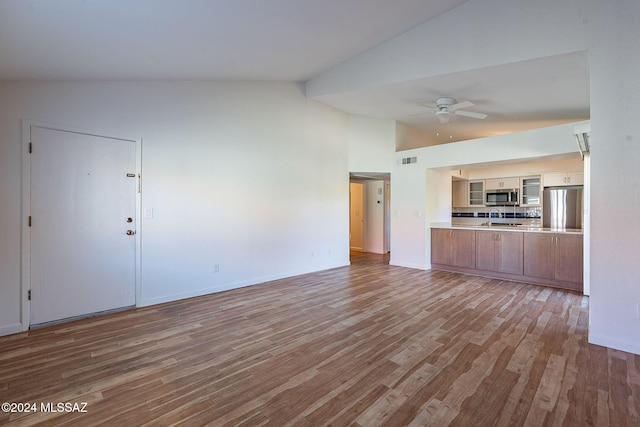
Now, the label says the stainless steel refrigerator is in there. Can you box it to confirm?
[543,186,583,229]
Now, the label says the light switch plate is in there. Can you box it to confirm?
[144,207,154,219]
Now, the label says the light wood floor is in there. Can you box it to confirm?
[2,252,640,426]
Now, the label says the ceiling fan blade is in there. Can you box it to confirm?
[448,101,474,110]
[408,111,433,117]
[418,105,437,112]
[454,110,487,119]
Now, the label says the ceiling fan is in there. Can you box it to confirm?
[412,97,487,124]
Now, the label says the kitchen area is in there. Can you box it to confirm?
[431,158,586,293]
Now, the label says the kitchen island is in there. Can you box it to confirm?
[431,224,583,292]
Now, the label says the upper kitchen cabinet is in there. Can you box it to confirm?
[468,180,485,206]
[520,176,541,206]
[542,172,584,187]
[485,177,520,190]
[452,180,468,208]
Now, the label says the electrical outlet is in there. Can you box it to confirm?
[213,264,220,273]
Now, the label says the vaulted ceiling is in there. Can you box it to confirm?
[0,0,589,150]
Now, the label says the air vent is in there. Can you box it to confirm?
[400,156,417,165]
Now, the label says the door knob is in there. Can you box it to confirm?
[126,230,136,236]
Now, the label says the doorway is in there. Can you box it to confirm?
[23,123,141,327]
[349,173,390,255]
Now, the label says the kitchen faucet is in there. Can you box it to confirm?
[488,207,501,226]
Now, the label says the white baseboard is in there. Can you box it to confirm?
[589,333,640,356]
[139,261,350,308]
[389,260,427,270]
[0,323,24,337]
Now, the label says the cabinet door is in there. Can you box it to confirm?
[486,177,519,190]
[475,231,497,271]
[543,172,584,187]
[451,229,476,268]
[452,180,468,207]
[501,177,520,189]
[566,172,584,186]
[431,228,452,265]
[523,233,555,280]
[555,234,583,285]
[469,180,484,206]
[521,176,541,206]
[542,173,568,187]
[497,231,524,275]
[485,178,502,190]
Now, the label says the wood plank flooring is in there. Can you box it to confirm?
[1,252,640,426]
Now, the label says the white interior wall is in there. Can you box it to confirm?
[0,81,350,334]
[389,158,426,269]
[347,115,394,173]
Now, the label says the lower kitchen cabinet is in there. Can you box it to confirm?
[431,228,475,268]
[523,233,583,290]
[475,230,523,275]
[431,227,583,292]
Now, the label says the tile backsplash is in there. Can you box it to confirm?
[452,206,541,226]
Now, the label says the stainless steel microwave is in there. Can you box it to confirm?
[486,189,519,206]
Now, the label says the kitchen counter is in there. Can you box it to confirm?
[430,223,584,292]
[431,222,583,235]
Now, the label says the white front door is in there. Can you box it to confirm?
[29,126,137,325]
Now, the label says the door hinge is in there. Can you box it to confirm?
[28,216,32,227]
[29,142,33,153]
[28,290,31,300]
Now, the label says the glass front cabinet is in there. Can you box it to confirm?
[468,180,485,206]
[520,176,541,206]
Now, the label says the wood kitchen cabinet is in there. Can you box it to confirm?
[475,230,523,275]
[523,233,583,290]
[431,227,583,292]
[485,177,519,190]
[431,228,475,268]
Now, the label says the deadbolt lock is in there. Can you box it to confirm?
[126,230,136,236]
[126,217,133,223]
